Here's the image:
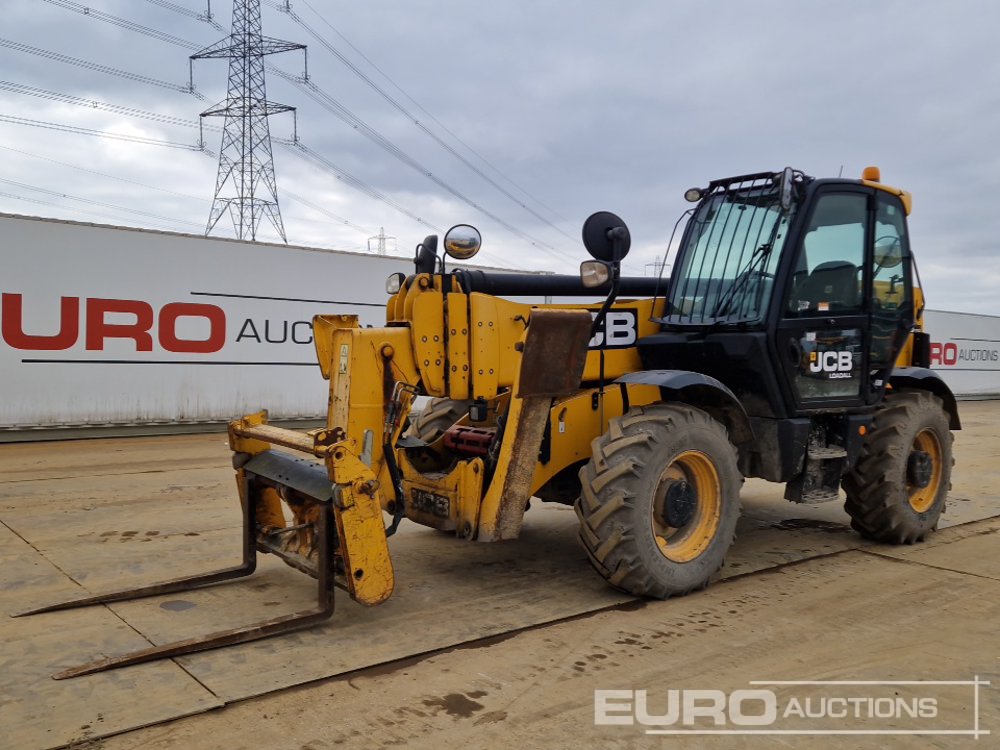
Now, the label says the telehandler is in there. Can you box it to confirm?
[20,167,959,679]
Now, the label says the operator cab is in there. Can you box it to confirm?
[641,167,918,421]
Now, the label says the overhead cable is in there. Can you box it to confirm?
[267,0,574,243]
[0,37,204,98]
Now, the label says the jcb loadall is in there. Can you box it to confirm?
[20,167,959,679]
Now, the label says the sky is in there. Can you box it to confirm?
[1,1,998,313]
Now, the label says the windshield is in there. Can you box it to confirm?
[664,181,794,325]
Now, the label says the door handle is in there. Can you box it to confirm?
[788,338,802,365]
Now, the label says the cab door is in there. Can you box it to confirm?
[774,188,872,410]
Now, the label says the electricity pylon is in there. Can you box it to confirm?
[192,0,305,241]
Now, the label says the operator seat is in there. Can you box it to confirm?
[795,261,859,311]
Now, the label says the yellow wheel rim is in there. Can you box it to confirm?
[651,450,722,563]
[908,428,943,513]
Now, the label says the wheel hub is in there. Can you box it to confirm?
[662,479,697,528]
[907,450,933,488]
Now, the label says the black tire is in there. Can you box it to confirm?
[407,398,469,444]
[843,389,953,544]
[575,404,742,598]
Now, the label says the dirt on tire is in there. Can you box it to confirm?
[576,403,742,598]
[842,389,954,544]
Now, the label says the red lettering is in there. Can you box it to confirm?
[158,303,226,353]
[942,342,958,366]
[1,293,79,350]
[929,342,941,366]
[86,298,154,351]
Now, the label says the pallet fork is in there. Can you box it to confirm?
[14,449,350,680]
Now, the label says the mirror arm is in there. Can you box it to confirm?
[589,231,625,338]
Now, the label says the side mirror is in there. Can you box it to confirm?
[443,224,482,260]
[874,236,903,268]
[580,260,611,289]
[582,211,631,262]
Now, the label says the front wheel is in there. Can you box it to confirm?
[843,389,953,544]
[575,404,742,598]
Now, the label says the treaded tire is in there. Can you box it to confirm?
[843,389,953,544]
[575,404,742,599]
[407,398,469,444]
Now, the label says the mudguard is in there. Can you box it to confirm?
[890,367,962,429]
[615,369,754,445]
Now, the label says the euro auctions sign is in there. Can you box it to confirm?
[0,213,407,429]
[1,294,229,354]
[0,293,324,355]
[594,678,991,738]
[923,309,1000,397]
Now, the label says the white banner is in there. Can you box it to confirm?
[1,213,412,429]
[924,309,1000,397]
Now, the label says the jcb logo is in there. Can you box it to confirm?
[809,350,853,374]
[589,310,638,350]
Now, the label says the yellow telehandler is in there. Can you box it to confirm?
[20,167,959,679]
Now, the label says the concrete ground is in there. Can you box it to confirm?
[1,402,998,749]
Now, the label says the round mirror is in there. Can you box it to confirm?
[582,211,631,262]
[443,224,482,260]
[874,235,903,268]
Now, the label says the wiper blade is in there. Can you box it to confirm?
[710,242,772,318]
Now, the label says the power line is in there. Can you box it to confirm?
[267,0,575,244]
[295,0,570,227]
[287,141,442,232]
[0,176,206,228]
[143,0,225,32]
[40,0,203,49]
[272,67,576,261]
[0,101,401,238]
[0,142,378,238]
[0,113,207,150]
[39,4,567,259]
[28,3,562,259]
[279,187,373,235]
[0,189,198,233]
[0,143,206,202]
[0,37,204,98]
[0,80,220,132]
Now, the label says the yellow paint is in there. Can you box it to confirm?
[398,450,485,535]
[908,428,943,514]
[530,384,661,494]
[227,409,271,456]
[652,450,722,563]
[862,180,912,215]
[411,291,446,396]
[445,293,471,400]
[326,447,395,606]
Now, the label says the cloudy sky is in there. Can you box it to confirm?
[1,1,998,313]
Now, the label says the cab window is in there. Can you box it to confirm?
[785,193,868,316]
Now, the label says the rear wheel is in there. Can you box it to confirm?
[576,404,742,598]
[843,389,953,544]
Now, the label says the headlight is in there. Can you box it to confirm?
[385,272,405,295]
[580,260,611,289]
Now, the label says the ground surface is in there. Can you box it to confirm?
[1,402,998,749]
